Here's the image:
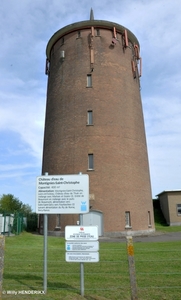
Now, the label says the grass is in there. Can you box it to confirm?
[154,205,181,232]
[2,226,181,300]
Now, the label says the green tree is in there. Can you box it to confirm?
[0,194,22,213]
[20,203,32,215]
[0,194,32,214]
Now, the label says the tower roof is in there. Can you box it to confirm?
[46,20,140,60]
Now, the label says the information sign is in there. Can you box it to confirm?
[65,226,98,241]
[36,174,89,214]
[66,251,99,263]
[66,241,99,252]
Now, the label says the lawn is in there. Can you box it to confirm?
[2,229,181,300]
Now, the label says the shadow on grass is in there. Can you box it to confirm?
[4,273,79,295]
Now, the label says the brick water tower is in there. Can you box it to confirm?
[41,10,155,236]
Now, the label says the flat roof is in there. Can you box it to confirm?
[156,190,181,196]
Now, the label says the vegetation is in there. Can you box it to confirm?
[2,232,181,300]
[0,194,32,215]
[0,194,38,234]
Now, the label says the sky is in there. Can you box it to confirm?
[0,0,181,211]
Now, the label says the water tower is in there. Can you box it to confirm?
[41,10,155,236]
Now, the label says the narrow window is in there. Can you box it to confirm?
[177,204,181,216]
[148,211,151,227]
[61,37,64,45]
[77,31,81,38]
[96,29,100,36]
[56,214,60,228]
[87,74,92,87]
[45,59,50,75]
[87,110,93,125]
[88,154,94,170]
[125,211,131,228]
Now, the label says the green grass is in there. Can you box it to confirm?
[2,231,181,300]
[154,206,181,232]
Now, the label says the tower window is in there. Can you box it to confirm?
[148,211,152,227]
[61,37,64,45]
[88,154,94,170]
[87,74,92,87]
[77,31,81,38]
[87,110,93,125]
[125,211,131,228]
[96,29,100,36]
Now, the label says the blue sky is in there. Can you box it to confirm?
[0,0,181,211]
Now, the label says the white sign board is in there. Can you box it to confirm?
[65,226,98,241]
[66,241,99,252]
[36,174,89,214]
[66,251,99,263]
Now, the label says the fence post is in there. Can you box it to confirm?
[0,235,5,298]
[3,213,6,236]
[79,214,84,297]
[126,236,138,300]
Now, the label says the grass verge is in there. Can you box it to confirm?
[2,231,181,300]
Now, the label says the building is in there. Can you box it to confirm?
[157,190,181,226]
[40,10,155,236]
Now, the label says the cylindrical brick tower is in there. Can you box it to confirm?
[41,11,155,236]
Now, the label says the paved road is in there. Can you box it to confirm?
[99,231,181,243]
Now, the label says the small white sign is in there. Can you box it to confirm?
[65,226,98,241]
[66,241,99,252]
[36,174,89,214]
[66,251,99,263]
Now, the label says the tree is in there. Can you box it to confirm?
[0,194,32,214]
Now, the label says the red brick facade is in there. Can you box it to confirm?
[41,19,155,236]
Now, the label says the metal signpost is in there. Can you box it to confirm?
[36,174,89,294]
[65,226,99,296]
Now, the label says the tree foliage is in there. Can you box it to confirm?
[0,194,32,215]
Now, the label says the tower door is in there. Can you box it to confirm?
[83,210,103,236]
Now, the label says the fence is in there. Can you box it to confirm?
[0,213,25,236]
[2,234,181,300]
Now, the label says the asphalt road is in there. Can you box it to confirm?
[99,231,181,243]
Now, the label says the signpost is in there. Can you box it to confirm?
[35,173,89,295]
[65,226,99,263]
[65,225,99,296]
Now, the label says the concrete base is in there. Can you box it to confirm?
[41,228,155,238]
[103,228,155,237]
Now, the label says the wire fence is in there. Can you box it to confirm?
[2,236,181,300]
[0,213,25,236]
